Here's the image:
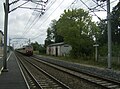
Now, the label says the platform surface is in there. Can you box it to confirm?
[0,52,28,89]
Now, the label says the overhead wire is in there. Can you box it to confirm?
[13,3,39,46]
[15,0,118,44]
[96,0,118,9]
[20,4,39,38]
[11,1,45,46]
[10,0,60,46]
[9,0,30,46]
[91,0,118,12]
[21,0,57,38]
[21,5,45,37]
[30,0,65,40]
[30,0,92,40]
[79,0,103,20]
[15,0,84,43]
[90,0,118,20]
[69,0,78,9]
[79,0,118,20]
[66,0,90,10]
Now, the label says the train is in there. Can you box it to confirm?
[16,45,33,56]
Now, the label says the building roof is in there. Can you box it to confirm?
[48,42,65,47]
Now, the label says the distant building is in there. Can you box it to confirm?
[0,30,3,57]
[46,42,72,56]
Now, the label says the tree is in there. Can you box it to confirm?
[31,41,40,51]
[96,2,120,56]
[31,42,46,54]
[39,44,46,54]
[56,9,99,58]
[45,27,54,47]
[97,21,107,46]
[111,2,120,44]
[45,20,64,47]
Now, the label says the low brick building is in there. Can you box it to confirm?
[46,42,72,56]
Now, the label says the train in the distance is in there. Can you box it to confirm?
[16,45,33,56]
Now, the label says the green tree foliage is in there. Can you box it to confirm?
[97,21,107,46]
[51,20,64,43]
[56,9,99,58]
[45,20,64,47]
[97,2,120,56]
[31,41,40,51]
[111,2,120,57]
[31,42,46,54]
[45,27,54,47]
[111,2,120,44]
[39,44,46,54]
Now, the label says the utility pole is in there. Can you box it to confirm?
[2,0,9,72]
[28,39,31,45]
[2,0,48,72]
[107,0,112,69]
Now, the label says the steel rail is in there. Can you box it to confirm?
[15,53,43,89]
[16,52,70,89]
[32,55,120,89]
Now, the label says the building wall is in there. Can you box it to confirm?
[57,46,61,56]
[46,46,50,55]
[52,46,56,56]
[61,44,72,56]
[46,43,72,56]
[46,46,56,56]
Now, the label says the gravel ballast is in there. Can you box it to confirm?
[34,55,120,82]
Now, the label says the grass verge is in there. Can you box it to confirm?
[39,54,120,71]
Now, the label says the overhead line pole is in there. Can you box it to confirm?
[107,0,112,69]
[2,0,9,72]
[2,0,48,72]
[96,0,112,69]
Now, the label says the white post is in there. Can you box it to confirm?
[93,44,99,61]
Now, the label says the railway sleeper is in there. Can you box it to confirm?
[39,81,61,88]
[101,83,112,86]
[107,85,120,89]
[39,83,49,86]
[96,81,109,84]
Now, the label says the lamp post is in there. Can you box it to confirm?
[2,0,29,72]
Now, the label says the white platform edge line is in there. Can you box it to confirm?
[0,67,3,75]
[0,52,12,74]
[7,52,12,61]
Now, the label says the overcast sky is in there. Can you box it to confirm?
[0,0,119,48]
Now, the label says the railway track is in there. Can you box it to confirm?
[15,52,120,89]
[15,53,70,89]
[31,55,120,89]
